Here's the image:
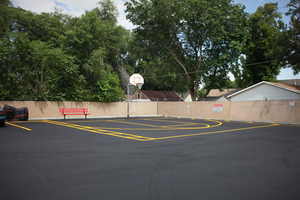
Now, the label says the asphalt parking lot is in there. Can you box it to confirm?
[0,117,300,200]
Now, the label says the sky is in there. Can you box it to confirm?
[11,0,300,80]
[12,0,135,29]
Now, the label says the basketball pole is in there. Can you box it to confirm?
[128,73,144,119]
[127,84,130,119]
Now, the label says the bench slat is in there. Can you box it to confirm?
[59,108,89,119]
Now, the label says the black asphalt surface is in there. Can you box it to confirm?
[0,118,300,200]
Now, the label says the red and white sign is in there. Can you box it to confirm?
[212,104,224,112]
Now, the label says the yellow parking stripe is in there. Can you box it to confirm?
[90,119,222,131]
[45,118,222,130]
[140,118,208,128]
[44,120,144,140]
[141,118,197,125]
[6,122,32,131]
[105,119,159,128]
[44,120,155,141]
[77,125,152,139]
[90,124,208,130]
[11,120,45,123]
[42,119,280,142]
[11,120,41,123]
[150,123,280,141]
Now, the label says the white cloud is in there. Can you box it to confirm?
[114,0,135,29]
[12,0,134,29]
[277,68,300,80]
[58,0,98,16]
[13,0,56,13]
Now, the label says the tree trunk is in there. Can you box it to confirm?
[189,86,196,101]
[189,78,199,101]
[204,88,211,98]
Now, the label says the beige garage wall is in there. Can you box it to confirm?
[158,100,300,124]
[158,102,231,120]
[229,100,300,124]
[1,100,299,124]
[0,101,129,119]
[128,102,159,117]
[0,101,160,120]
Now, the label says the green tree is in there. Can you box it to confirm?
[126,0,248,99]
[0,0,13,37]
[0,33,83,100]
[82,48,124,101]
[0,1,127,102]
[97,0,118,23]
[241,3,286,86]
[61,6,127,101]
[62,6,129,67]
[286,0,300,73]
[2,7,68,47]
[94,72,124,102]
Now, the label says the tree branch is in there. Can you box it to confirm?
[168,48,191,81]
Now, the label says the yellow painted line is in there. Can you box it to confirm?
[91,123,209,130]
[6,122,32,131]
[79,126,152,139]
[44,120,155,141]
[44,120,146,140]
[42,120,280,142]
[79,128,151,141]
[159,119,223,130]
[105,119,159,128]
[75,121,279,141]
[140,118,207,128]
[53,118,221,130]
[91,119,222,131]
[65,118,219,125]
[64,119,111,123]
[165,122,207,127]
[150,123,281,141]
[106,118,208,129]
[11,120,43,123]
[141,118,193,124]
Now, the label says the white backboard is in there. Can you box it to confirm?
[129,73,144,87]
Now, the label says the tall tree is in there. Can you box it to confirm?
[0,1,127,102]
[62,6,127,100]
[123,33,189,92]
[286,0,300,73]
[241,3,286,86]
[97,0,118,23]
[0,0,12,37]
[0,33,83,101]
[126,0,248,99]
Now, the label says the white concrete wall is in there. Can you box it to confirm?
[229,84,300,101]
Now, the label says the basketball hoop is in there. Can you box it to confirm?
[129,73,144,89]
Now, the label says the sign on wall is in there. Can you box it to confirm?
[212,104,224,112]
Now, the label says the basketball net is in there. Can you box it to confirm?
[136,83,143,90]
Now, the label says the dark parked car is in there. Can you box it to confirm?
[0,105,29,126]
[0,107,6,126]
[3,105,29,121]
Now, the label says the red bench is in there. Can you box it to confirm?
[59,108,89,119]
